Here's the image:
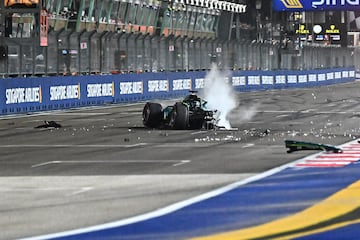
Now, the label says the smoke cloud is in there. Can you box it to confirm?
[202,64,237,129]
[228,103,259,125]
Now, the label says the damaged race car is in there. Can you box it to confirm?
[142,91,217,130]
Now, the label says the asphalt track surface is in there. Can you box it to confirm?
[2,81,360,239]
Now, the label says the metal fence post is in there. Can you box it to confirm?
[99,31,109,74]
[87,30,96,74]
[77,29,86,75]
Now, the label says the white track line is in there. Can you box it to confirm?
[0,103,145,120]
[0,143,147,148]
[31,160,191,168]
[23,139,359,240]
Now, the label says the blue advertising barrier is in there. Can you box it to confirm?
[0,68,355,115]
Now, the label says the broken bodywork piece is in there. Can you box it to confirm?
[285,140,342,153]
[35,121,62,129]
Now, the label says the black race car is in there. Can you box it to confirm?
[142,91,216,130]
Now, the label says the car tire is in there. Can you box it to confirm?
[170,102,189,130]
[143,102,163,128]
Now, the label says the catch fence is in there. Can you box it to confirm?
[0,30,356,78]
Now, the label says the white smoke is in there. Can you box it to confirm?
[202,64,237,129]
[229,103,259,124]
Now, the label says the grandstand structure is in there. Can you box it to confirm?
[0,0,356,77]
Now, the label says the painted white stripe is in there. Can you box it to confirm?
[51,113,112,116]
[0,187,80,192]
[295,164,347,167]
[242,143,255,148]
[31,160,191,168]
[0,102,144,120]
[341,151,360,154]
[309,158,359,161]
[118,112,140,115]
[316,154,360,158]
[31,161,61,168]
[342,145,360,149]
[172,160,191,167]
[0,143,245,149]
[23,139,360,240]
[67,187,93,196]
[303,159,356,162]
[154,143,216,148]
[191,131,206,135]
[0,143,147,148]
[344,147,360,151]
[275,114,289,118]
[298,161,352,165]
[301,109,318,113]
[65,118,115,122]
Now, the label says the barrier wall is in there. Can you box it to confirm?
[0,68,356,115]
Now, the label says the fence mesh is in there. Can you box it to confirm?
[0,30,357,77]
